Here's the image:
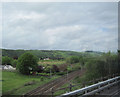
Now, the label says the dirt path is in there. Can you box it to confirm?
[24,69,85,96]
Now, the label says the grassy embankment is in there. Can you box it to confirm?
[2,70,59,95]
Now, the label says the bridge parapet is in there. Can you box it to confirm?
[58,76,120,97]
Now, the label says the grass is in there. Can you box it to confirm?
[2,60,83,96]
[38,60,66,66]
[54,75,85,96]
[54,83,83,96]
[2,70,60,95]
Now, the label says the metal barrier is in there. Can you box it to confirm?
[58,76,120,97]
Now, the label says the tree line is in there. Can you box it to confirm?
[67,51,120,81]
[2,51,120,79]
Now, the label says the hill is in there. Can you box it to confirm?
[2,49,102,59]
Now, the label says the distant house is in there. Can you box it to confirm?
[44,58,50,60]
[1,65,16,70]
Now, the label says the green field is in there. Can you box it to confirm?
[2,70,59,95]
[38,60,66,66]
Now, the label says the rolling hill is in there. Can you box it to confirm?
[2,49,102,59]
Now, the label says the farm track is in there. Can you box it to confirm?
[24,69,85,96]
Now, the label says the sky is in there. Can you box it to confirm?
[2,2,118,52]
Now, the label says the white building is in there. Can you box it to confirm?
[1,65,16,70]
[44,58,50,60]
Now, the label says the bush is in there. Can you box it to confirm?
[36,65,43,73]
[67,66,72,73]
[52,65,59,73]
[44,65,52,73]
[16,52,38,75]
[2,56,13,65]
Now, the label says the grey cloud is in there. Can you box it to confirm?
[2,2,118,52]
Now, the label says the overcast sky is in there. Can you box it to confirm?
[2,2,118,52]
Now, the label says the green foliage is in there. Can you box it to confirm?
[67,66,72,72]
[85,59,106,80]
[2,49,102,60]
[56,71,66,75]
[38,60,65,66]
[44,65,52,73]
[16,52,38,75]
[67,64,81,73]
[2,56,13,65]
[85,52,119,80]
[66,56,80,64]
[11,60,18,67]
[2,71,59,95]
[73,52,119,84]
[44,65,59,73]
[79,56,85,66]
[52,65,59,72]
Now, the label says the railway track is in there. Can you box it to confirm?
[24,69,85,96]
[108,83,120,97]
[110,89,120,97]
[43,70,84,95]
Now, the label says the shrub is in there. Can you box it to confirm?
[44,65,52,73]
[2,56,13,65]
[52,65,59,72]
[37,65,43,73]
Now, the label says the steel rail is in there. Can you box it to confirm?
[58,76,120,97]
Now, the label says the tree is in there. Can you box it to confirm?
[2,56,13,65]
[16,52,38,75]
[85,59,106,80]
[66,56,79,64]
[11,60,18,67]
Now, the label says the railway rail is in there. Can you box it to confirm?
[24,69,85,96]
